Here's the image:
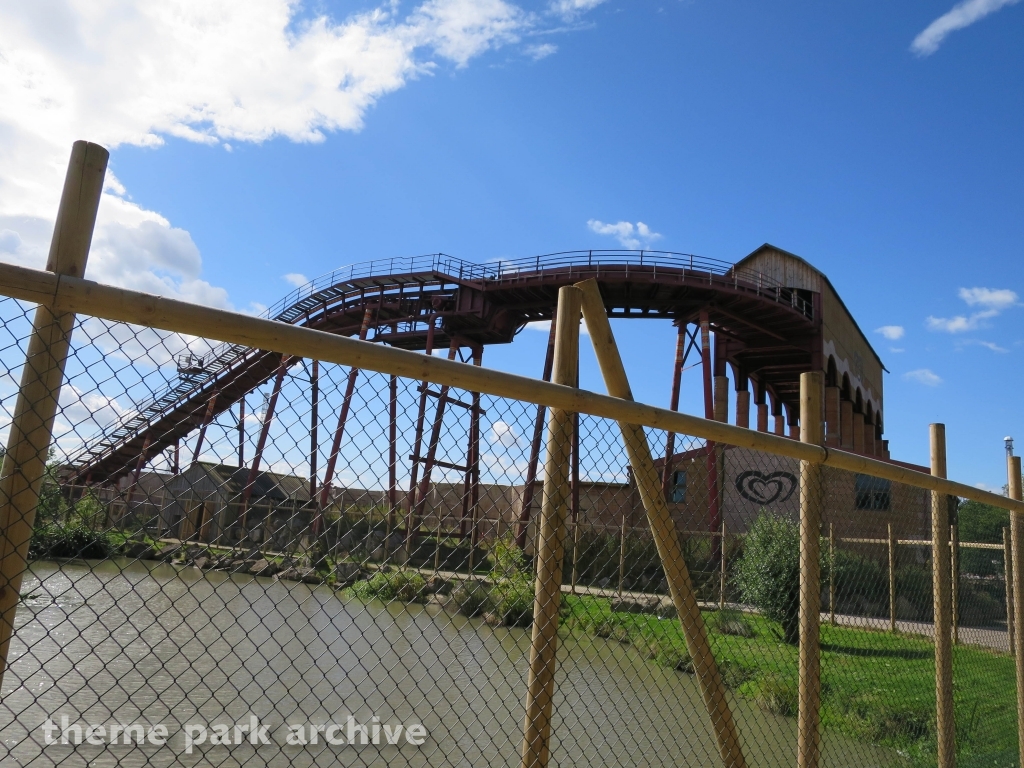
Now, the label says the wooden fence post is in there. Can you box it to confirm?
[618,511,627,596]
[1007,455,1023,764]
[576,278,746,768]
[798,371,824,768]
[520,285,581,768]
[930,424,955,768]
[1004,526,1015,656]
[889,523,897,633]
[0,141,108,689]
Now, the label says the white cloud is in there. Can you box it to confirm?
[904,369,943,386]
[927,285,1018,333]
[911,0,1021,56]
[283,273,310,288]
[959,286,1019,310]
[550,0,608,19]
[524,318,589,335]
[0,0,604,310]
[959,339,1009,353]
[587,219,663,250]
[488,420,524,449]
[525,43,558,60]
[875,325,905,340]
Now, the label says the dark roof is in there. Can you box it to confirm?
[199,462,311,502]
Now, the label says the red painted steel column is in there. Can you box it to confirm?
[241,356,289,527]
[662,323,687,500]
[515,310,558,549]
[388,373,398,536]
[410,339,460,545]
[469,347,483,552]
[191,391,219,464]
[319,307,374,509]
[309,359,319,500]
[405,317,437,538]
[700,311,721,547]
[126,434,152,508]
[237,396,245,467]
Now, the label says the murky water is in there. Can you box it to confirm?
[0,560,896,767]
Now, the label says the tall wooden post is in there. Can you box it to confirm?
[888,523,897,633]
[798,371,824,768]
[0,141,108,688]
[1006,455,1023,763]
[520,286,581,768]
[931,424,955,768]
[578,279,746,768]
[1003,526,1014,656]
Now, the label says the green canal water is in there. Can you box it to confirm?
[0,559,897,767]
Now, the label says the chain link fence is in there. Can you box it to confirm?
[0,286,1019,768]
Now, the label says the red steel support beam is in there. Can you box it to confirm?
[460,347,484,548]
[241,356,289,527]
[388,373,399,535]
[662,322,687,500]
[700,311,721,556]
[126,434,152,508]
[319,307,374,510]
[191,391,219,464]
[309,359,319,500]
[408,338,460,547]
[515,310,558,549]
[237,396,245,467]
[404,316,437,540]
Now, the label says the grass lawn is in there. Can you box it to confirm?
[560,594,1017,768]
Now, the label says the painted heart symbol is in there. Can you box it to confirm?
[735,470,797,505]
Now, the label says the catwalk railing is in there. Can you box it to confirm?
[1,144,1022,768]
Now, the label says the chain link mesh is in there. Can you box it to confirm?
[0,296,1016,767]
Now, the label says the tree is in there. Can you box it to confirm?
[733,511,830,644]
[957,499,1009,576]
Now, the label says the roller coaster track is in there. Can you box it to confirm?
[66,250,819,484]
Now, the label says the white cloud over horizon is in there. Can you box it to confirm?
[283,273,310,288]
[0,0,600,315]
[587,219,663,250]
[904,368,943,386]
[927,285,1018,333]
[911,0,1021,56]
[876,325,905,340]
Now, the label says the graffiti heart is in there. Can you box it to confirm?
[734,470,797,505]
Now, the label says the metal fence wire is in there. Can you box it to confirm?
[0,284,1019,768]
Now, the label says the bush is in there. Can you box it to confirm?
[707,609,754,638]
[755,674,798,717]
[29,522,114,560]
[350,570,427,603]
[733,512,802,644]
[452,580,491,617]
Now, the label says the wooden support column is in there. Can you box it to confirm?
[579,280,746,768]
[520,286,581,768]
[0,141,108,688]
[1008,456,1024,763]
[1004,526,1015,656]
[930,424,955,768]
[714,375,729,423]
[824,386,840,448]
[864,420,876,457]
[852,411,865,454]
[798,371,824,768]
[735,387,750,430]
[839,399,854,450]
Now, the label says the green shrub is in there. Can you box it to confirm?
[29,522,114,560]
[755,674,798,717]
[733,512,802,644]
[830,549,887,615]
[350,570,427,603]
[708,609,754,638]
[489,580,535,627]
[653,643,692,672]
[452,580,491,617]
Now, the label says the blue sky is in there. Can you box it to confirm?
[1,0,1022,490]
